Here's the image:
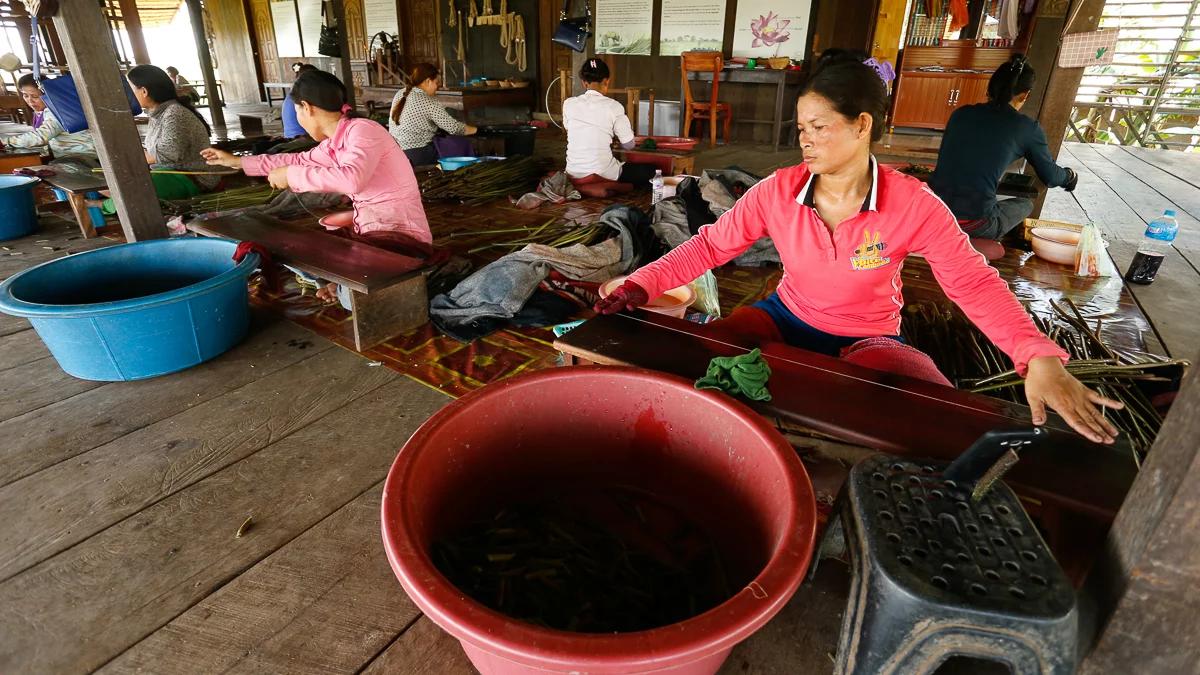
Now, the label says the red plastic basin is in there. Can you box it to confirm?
[634,136,700,151]
[381,366,817,675]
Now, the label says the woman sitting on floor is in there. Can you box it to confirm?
[596,52,1123,445]
[117,64,217,211]
[929,55,1079,241]
[201,69,430,307]
[0,74,97,164]
[563,58,657,190]
[389,63,477,167]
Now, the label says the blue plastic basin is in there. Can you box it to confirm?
[0,238,259,381]
[438,156,481,171]
[0,175,40,240]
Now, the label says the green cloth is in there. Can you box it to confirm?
[101,172,200,214]
[694,348,773,402]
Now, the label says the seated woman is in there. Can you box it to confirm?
[202,69,430,306]
[108,64,216,213]
[389,63,477,167]
[929,55,1079,241]
[0,74,97,164]
[563,58,657,188]
[166,66,199,104]
[597,53,1122,445]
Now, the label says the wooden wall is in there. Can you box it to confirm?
[208,0,261,103]
[439,0,540,85]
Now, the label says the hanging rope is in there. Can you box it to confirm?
[447,0,456,27]
[468,0,477,26]
[504,12,526,72]
[456,10,466,60]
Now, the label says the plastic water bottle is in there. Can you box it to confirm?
[1125,209,1179,285]
[650,170,664,206]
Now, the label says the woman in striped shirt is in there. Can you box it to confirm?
[389,63,477,166]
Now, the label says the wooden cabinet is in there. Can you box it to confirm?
[890,71,991,130]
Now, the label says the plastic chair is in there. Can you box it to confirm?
[680,51,732,147]
[814,453,1078,674]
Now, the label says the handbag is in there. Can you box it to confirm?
[552,0,591,52]
[1057,1,1119,68]
[318,3,342,57]
[30,16,142,134]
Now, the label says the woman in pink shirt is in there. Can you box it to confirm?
[597,54,1123,444]
[202,70,429,304]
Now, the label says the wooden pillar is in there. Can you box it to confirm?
[1030,0,1103,217]
[1081,353,1200,672]
[330,0,355,107]
[51,0,166,241]
[117,0,151,64]
[184,0,225,129]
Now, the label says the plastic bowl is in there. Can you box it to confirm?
[600,275,695,318]
[633,136,700,152]
[1031,227,1080,265]
[381,366,817,675]
[438,156,482,171]
[318,210,355,230]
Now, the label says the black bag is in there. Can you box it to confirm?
[552,0,591,52]
[319,24,341,57]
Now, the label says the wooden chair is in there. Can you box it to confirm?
[680,51,732,147]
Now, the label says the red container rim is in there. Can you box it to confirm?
[381,366,817,672]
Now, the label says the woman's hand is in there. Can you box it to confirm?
[1024,356,1123,444]
[144,150,156,165]
[267,166,290,190]
[464,124,478,136]
[594,280,649,315]
[199,147,242,169]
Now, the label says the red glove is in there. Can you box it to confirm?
[594,279,650,315]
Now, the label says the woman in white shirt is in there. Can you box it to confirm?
[563,59,657,187]
[389,63,477,167]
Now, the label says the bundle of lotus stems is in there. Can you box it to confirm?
[419,156,545,204]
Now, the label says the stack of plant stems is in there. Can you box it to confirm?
[162,184,278,216]
[420,156,545,204]
[902,298,1188,461]
[437,217,609,254]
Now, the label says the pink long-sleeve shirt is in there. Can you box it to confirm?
[241,117,430,244]
[628,159,1068,375]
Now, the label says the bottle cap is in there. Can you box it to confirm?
[1164,209,1177,217]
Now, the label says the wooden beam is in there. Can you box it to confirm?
[184,0,225,128]
[117,0,151,64]
[1030,0,1103,217]
[1081,353,1200,673]
[50,0,166,241]
[330,0,355,107]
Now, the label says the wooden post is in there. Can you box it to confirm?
[184,0,225,129]
[1030,0,1103,217]
[1081,353,1200,672]
[330,0,355,107]
[51,0,166,241]
[116,0,151,64]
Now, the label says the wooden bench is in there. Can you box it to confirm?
[554,310,1137,522]
[23,165,108,238]
[236,113,267,138]
[187,212,430,351]
[614,146,696,176]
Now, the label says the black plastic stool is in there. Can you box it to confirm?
[817,454,1078,675]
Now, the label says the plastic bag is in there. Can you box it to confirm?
[1074,222,1112,277]
[689,270,721,318]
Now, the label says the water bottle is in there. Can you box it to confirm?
[1125,209,1178,285]
[650,170,664,206]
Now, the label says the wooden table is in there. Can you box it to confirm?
[0,150,43,174]
[263,81,291,107]
[684,67,803,152]
[26,166,107,238]
[613,146,696,175]
[359,85,537,124]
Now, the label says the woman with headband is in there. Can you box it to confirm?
[202,70,430,306]
[929,54,1079,242]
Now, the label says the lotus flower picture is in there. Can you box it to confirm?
[750,11,791,54]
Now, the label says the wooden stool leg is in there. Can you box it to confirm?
[648,90,655,135]
[349,275,428,351]
[66,191,98,239]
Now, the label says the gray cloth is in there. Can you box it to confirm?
[145,99,218,190]
[967,197,1033,240]
[698,168,762,216]
[257,189,349,219]
[514,171,582,209]
[430,205,652,329]
[652,197,780,267]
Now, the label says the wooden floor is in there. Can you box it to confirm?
[3,141,1199,673]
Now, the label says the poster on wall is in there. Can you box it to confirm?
[731,0,812,61]
[297,0,323,56]
[595,0,653,55]
[659,0,727,56]
[363,0,400,38]
[270,0,303,58]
